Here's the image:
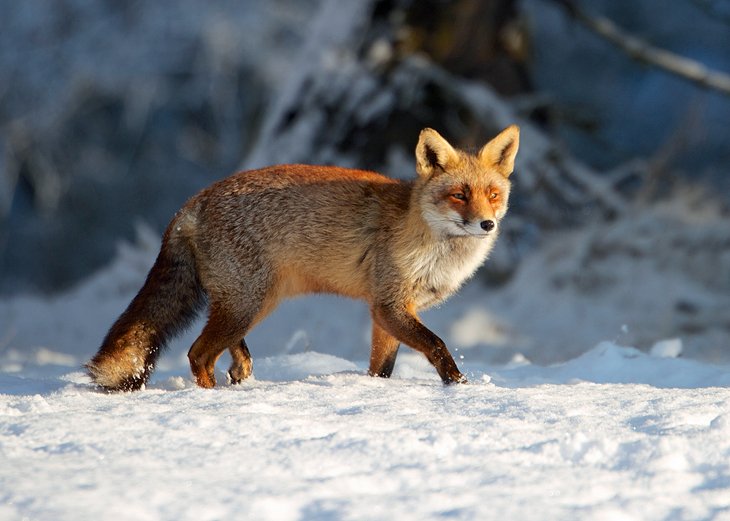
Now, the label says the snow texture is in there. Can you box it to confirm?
[1,220,729,521]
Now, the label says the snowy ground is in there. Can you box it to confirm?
[2,358,730,521]
[2,217,730,520]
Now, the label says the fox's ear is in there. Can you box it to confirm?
[478,125,520,178]
[415,128,459,177]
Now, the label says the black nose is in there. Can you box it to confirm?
[480,220,495,232]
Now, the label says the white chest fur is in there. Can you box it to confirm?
[402,235,495,309]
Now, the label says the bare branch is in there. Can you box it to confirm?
[549,0,730,96]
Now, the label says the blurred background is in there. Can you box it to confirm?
[1,0,729,363]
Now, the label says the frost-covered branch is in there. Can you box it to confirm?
[549,0,730,96]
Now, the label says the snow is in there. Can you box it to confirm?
[2,360,729,520]
[1,221,730,521]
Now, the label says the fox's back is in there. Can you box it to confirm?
[193,164,409,237]
[182,165,412,297]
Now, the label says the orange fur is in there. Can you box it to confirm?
[87,126,520,390]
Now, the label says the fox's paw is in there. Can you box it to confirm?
[227,359,253,385]
[190,364,216,389]
[443,372,468,385]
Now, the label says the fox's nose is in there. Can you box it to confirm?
[480,220,495,232]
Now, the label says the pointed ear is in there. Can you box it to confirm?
[415,128,459,177]
[478,125,520,177]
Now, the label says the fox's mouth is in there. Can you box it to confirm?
[458,221,496,238]
[453,224,494,238]
[464,231,492,238]
[422,209,497,239]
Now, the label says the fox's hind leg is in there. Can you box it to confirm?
[188,305,249,388]
[227,341,253,384]
[188,268,278,388]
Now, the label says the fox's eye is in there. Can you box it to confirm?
[490,192,499,200]
[451,193,467,201]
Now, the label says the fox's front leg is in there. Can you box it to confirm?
[368,322,400,378]
[371,303,466,384]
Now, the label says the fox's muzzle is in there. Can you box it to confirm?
[480,220,495,232]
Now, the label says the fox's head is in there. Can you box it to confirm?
[414,125,519,239]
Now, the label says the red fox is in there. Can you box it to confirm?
[87,125,520,391]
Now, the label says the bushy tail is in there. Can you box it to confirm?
[86,229,205,391]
